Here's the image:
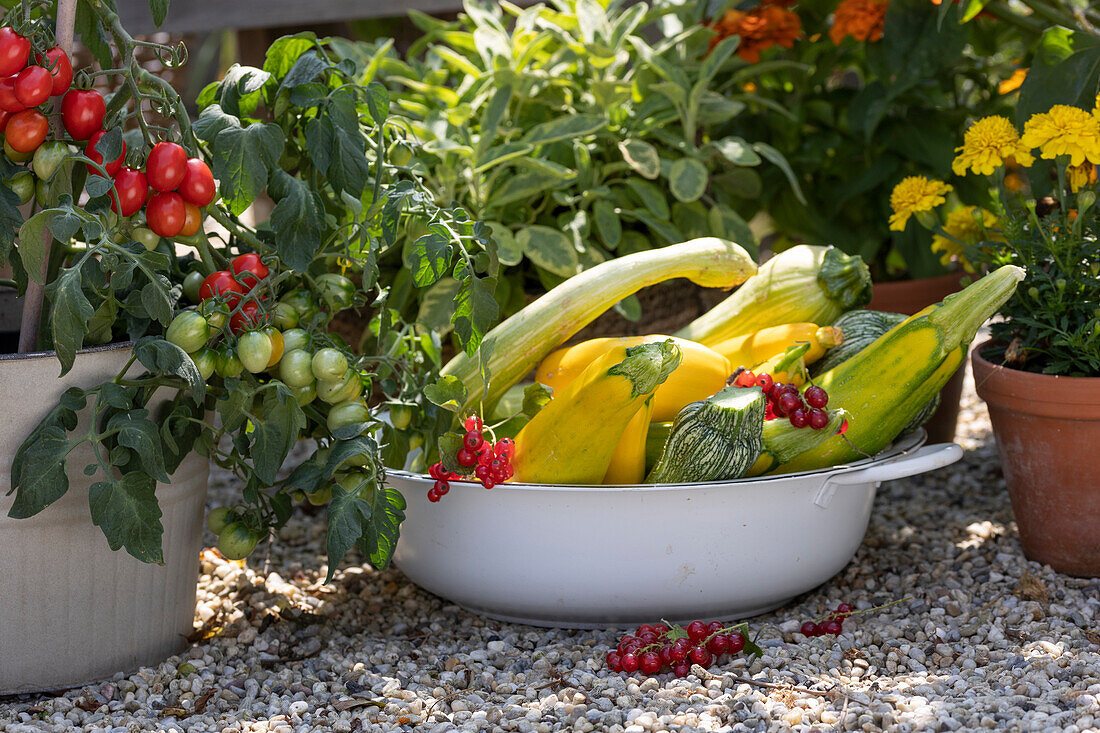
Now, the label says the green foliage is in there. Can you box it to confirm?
[343,0,790,322]
[719,0,1031,279]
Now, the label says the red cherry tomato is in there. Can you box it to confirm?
[0,108,10,134]
[85,129,125,176]
[177,158,215,206]
[110,167,148,217]
[0,28,30,78]
[146,191,185,238]
[179,202,202,237]
[199,270,247,304]
[146,141,187,191]
[229,300,270,335]
[231,253,269,290]
[60,89,105,141]
[36,47,72,96]
[0,76,25,113]
[14,65,51,107]
[5,108,47,153]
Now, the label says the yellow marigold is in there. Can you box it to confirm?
[931,206,1001,273]
[952,116,1035,176]
[1020,105,1100,167]
[829,0,888,44]
[710,3,802,63]
[1067,162,1098,192]
[998,68,1027,95]
[888,176,953,231]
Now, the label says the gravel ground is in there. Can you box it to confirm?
[3,365,1100,733]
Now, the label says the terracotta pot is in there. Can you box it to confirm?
[972,343,1100,577]
[868,272,966,444]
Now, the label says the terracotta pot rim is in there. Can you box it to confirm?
[0,339,134,364]
[972,339,1100,417]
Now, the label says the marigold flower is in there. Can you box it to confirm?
[931,206,1001,273]
[829,0,888,44]
[710,4,802,63]
[952,116,1034,176]
[1020,105,1100,167]
[1067,162,1098,192]
[888,176,953,231]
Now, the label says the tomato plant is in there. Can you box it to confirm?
[110,167,148,217]
[178,158,215,206]
[5,108,46,153]
[217,523,262,561]
[237,330,273,373]
[37,46,72,95]
[231,253,268,289]
[146,191,185,238]
[179,202,201,237]
[0,27,29,77]
[0,76,22,112]
[14,65,50,107]
[86,130,124,176]
[165,311,210,353]
[31,140,67,181]
[199,270,245,302]
[311,347,348,382]
[60,88,105,141]
[278,348,314,387]
[182,270,204,303]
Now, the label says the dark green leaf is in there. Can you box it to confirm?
[522,114,606,146]
[47,267,94,375]
[438,432,465,474]
[488,171,566,209]
[363,82,391,127]
[452,275,499,353]
[17,210,52,283]
[516,225,578,277]
[668,157,708,203]
[134,336,206,402]
[592,200,621,249]
[280,50,326,90]
[263,33,318,78]
[1017,28,1100,124]
[211,121,285,215]
[250,385,306,485]
[149,0,169,27]
[624,180,670,220]
[477,85,514,161]
[88,473,163,564]
[140,278,174,326]
[192,104,237,142]
[268,169,325,272]
[325,481,372,582]
[752,143,805,205]
[108,410,169,483]
[405,228,453,287]
[357,483,406,570]
[323,436,379,479]
[618,139,661,179]
[7,426,73,519]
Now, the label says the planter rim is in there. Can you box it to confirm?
[393,430,927,492]
[973,340,1100,419]
[0,339,134,363]
[973,339,1100,386]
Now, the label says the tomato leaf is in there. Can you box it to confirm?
[149,0,170,27]
[0,182,20,266]
[268,169,325,272]
[46,266,94,376]
[7,425,75,519]
[250,384,306,485]
[452,274,498,353]
[325,480,373,583]
[88,472,164,564]
[210,120,285,216]
[357,483,406,570]
[405,226,453,287]
[135,336,206,402]
[323,436,380,479]
[280,50,326,90]
[320,90,371,196]
[107,410,169,483]
[263,33,318,78]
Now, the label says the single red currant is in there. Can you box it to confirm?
[670,639,690,661]
[686,620,708,642]
[706,634,729,655]
[688,646,712,667]
[801,622,819,637]
[640,651,662,675]
[836,602,853,617]
[755,372,774,393]
[822,618,843,635]
[463,431,482,450]
[606,651,622,671]
[427,487,442,503]
[457,448,477,466]
[672,662,690,677]
[727,631,745,654]
[620,652,639,673]
[808,408,830,430]
[804,385,829,408]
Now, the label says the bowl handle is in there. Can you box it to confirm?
[813,442,964,508]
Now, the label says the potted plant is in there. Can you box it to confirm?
[701,0,1035,440]
[890,100,1100,577]
[1,9,490,691]
[345,0,799,337]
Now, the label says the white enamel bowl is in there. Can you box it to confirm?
[388,431,961,629]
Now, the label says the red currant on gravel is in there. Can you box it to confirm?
[653,623,669,636]
[688,646,712,666]
[457,448,477,466]
[836,603,853,617]
[686,620,708,642]
[707,634,729,655]
[728,631,745,654]
[606,651,622,671]
[672,662,690,677]
[638,631,658,645]
[801,621,819,637]
[660,646,674,665]
[706,620,724,635]
[636,624,654,636]
[808,408,829,430]
[804,385,828,408]
[620,652,639,673]
[640,651,662,675]
[822,618,843,636]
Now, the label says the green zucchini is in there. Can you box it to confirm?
[811,310,906,375]
[645,386,766,483]
[645,421,673,474]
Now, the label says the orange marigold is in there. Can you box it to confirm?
[710,4,802,63]
[830,0,888,44]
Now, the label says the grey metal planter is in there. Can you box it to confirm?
[0,342,210,694]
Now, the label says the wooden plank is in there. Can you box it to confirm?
[116,0,467,34]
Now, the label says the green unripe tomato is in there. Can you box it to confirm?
[33,175,47,207]
[4,138,31,163]
[182,270,204,304]
[133,227,161,252]
[237,330,273,373]
[217,522,261,560]
[387,140,413,167]
[291,490,306,503]
[31,141,69,182]
[332,372,364,404]
[280,289,317,322]
[281,327,310,353]
[271,301,299,330]
[327,400,371,434]
[290,382,317,406]
[206,506,232,535]
[316,273,355,310]
[199,300,229,331]
[191,347,217,381]
[409,433,425,452]
[337,471,370,493]
[312,347,348,382]
[5,170,33,204]
[388,402,415,430]
[278,349,315,388]
[306,486,332,506]
[166,311,210,354]
[215,346,244,378]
